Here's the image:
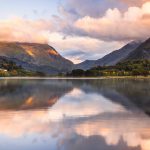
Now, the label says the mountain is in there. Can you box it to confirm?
[75,41,141,70]
[124,38,150,60]
[95,41,141,66]
[0,42,73,75]
[75,60,95,70]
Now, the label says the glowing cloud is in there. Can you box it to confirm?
[75,2,150,41]
[0,0,149,62]
[0,17,53,43]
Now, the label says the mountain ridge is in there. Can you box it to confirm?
[75,41,141,70]
[124,38,150,61]
[0,42,73,75]
[0,38,150,75]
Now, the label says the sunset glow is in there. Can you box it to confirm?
[0,0,149,63]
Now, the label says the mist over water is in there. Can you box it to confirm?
[0,78,150,150]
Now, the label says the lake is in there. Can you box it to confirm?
[0,78,150,150]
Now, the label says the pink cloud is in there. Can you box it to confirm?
[0,17,54,43]
[75,2,150,41]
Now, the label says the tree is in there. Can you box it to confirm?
[71,69,85,76]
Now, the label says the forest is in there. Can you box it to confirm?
[67,60,150,77]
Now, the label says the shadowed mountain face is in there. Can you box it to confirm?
[75,60,95,70]
[124,38,150,60]
[95,41,141,66]
[0,42,73,75]
[75,37,150,71]
[75,41,141,70]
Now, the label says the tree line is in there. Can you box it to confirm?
[66,60,150,77]
[0,58,45,77]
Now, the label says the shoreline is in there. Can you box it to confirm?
[0,76,150,80]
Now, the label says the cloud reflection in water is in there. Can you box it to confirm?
[0,79,149,150]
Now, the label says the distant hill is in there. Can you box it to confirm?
[0,37,149,76]
[95,41,141,66]
[124,38,150,60]
[75,60,95,70]
[0,42,73,75]
[75,41,141,70]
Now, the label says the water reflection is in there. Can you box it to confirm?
[0,79,73,110]
[0,78,149,150]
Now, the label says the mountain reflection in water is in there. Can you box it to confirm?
[0,78,149,150]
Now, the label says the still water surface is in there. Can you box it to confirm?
[0,78,150,150]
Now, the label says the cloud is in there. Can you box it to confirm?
[60,0,117,18]
[0,0,149,63]
[120,0,149,6]
[0,17,54,43]
[60,0,150,20]
[0,16,123,63]
[48,32,123,63]
[74,2,150,41]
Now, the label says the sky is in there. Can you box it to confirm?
[0,0,150,63]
